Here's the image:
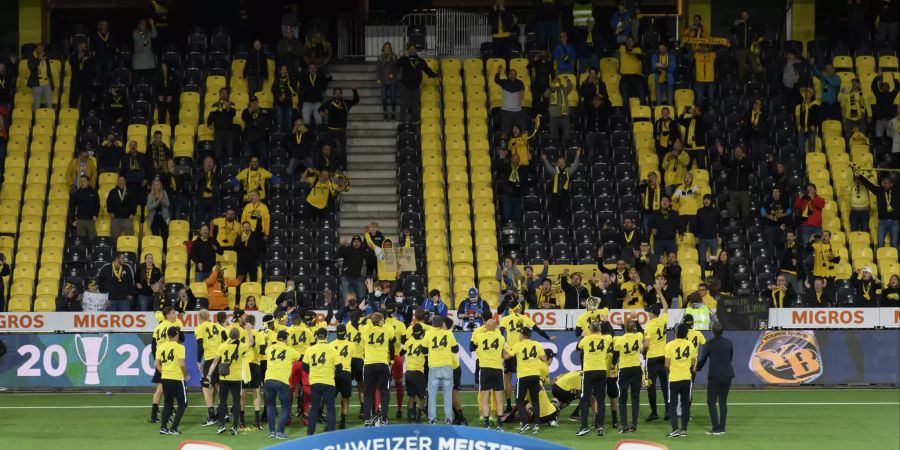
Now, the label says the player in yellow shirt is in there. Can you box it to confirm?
[345,311,366,414]
[401,323,428,423]
[683,314,708,356]
[642,291,670,421]
[503,326,549,434]
[207,325,255,435]
[303,328,341,435]
[576,321,614,436]
[665,324,696,437]
[240,315,266,430]
[154,326,189,435]
[358,312,395,425]
[471,318,506,430]
[150,307,184,424]
[614,319,644,433]
[499,300,555,414]
[263,329,301,439]
[551,370,582,421]
[383,300,408,420]
[330,324,354,429]
[574,297,609,337]
[601,322,621,429]
[258,313,287,425]
[423,316,459,424]
[195,310,228,426]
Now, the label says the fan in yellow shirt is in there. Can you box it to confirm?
[235,157,272,202]
[211,208,241,249]
[154,326,189,434]
[303,328,341,434]
[471,318,506,428]
[613,319,644,432]
[206,326,255,433]
[304,168,346,211]
[240,190,271,236]
[641,294,670,421]
[263,329,301,437]
[664,324,696,436]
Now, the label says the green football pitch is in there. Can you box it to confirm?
[0,388,898,450]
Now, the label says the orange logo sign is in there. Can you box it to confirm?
[749,330,823,384]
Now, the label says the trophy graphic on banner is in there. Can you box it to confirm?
[74,334,110,385]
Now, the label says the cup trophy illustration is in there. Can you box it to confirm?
[74,334,110,385]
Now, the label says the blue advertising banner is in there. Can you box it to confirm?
[0,330,897,389]
[265,424,571,450]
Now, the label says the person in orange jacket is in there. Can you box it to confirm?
[204,263,243,310]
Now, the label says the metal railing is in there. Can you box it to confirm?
[336,9,490,61]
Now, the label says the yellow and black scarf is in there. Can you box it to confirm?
[113,263,123,282]
[657,54,668,84]
[643,183,660,211]
[771,287,786,308]
[552,167,569,194]
[508,164,520,184]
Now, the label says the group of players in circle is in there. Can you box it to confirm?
[149,290,709,440]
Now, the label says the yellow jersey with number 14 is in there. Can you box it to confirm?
[578,333,612,372]
[665,338,694,382]
[156,341,186,381]
[614,332,644,369]
[644,313,669,358]
[473,329,506,370]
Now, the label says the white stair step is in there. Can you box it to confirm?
[330,71,377,81]
[347,153,396,163]
[347,129,398,139]
[341,202,398,213]
[342,194,398,204]
[347,170,396,180]
[347,120,402,131]
[348,137,396,147]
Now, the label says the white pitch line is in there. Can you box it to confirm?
[0,402,897,409]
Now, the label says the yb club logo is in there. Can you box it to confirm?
[749,330,823,384]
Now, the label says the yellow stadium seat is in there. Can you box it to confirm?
[10,282,34,297]
[880,261,900,279]
[33,295,55,312]
[117,235,139,253]
[7,296,31,312]
[427,246,449,263]
[877,246,898,264]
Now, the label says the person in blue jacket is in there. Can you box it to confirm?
[811,61,841,120]
[421,289,449,317]
[552,32,576,74]
[651,42,676,106]
[457,288,494,330]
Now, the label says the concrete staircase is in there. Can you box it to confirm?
[328,63,399,242]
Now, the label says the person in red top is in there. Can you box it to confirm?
[794,183,826,246]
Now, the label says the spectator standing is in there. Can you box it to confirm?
[654,106,680,160]
[235,156,273,202]
[272,65,296,131]
[27,44,53,111]
[146,130,172,177]
[552,33,576,74]
[489,0,516,60]
[320,87,359,159]
[0,57,17,117]
[611,2,634,44]
[55,283,82,312]
[494,151,527,223]
[696,323,734,435]
[528,51,554,112]
[695,195,719,269]
[803,277,835,307]
[121,141,147,195]
[338,236,367,301]
[396,44,438,123]
[782,50,802,108]
[105,85,126,125]
[583,94,610,143]
[650,196,680,259]
[683,14,705,40]
[299,64,331,129]
[507,121,537,166]
[69,42,92,109]
[766,274,797,308]
[98,253,136,311]
[376,43,398,120]
[761,187,791,262]
[849,176,871,232]
[495,256,524,291]
[672,172,707,234]
[875,0,899,43]
[244,40,267,96]
[851,267,882,306]
[91,19,116,86]
[559,269,590,308]
[693,45,716,109]
[717,144,754,225]
[276,29,303,74]
[811,62,841,120]
[194,156,217,226]
[146,178,171,239]
[155,62,179,125]
[135,254,163,311]
[729,11,756,82]
[839,78,870,139]
[304,168,346,217]
[618,37,645,108]
[494,66,526,136]
[808,229,840,285]
[574,18,600,73]
[572,0,594,29]
[780,230,803,295]
[872,71,900,140]
[639,171,662,232]
[744,99,768,159]
[234,219,264,282]
[242,96,272,161]
[795,87,820,152]
[881,275,900,307]
[204,264,243,310]
[856,173,899,248]
[286,118,314,177]
[679,106,706,169]
[190,224,220,282]
[241,190,271,237]
[578,68,608,111]
[541,148,581,224]
[107,175,137,239]
[651,43,676,106]
[207,89,236,159]
[543,77,573,142]
[535,0,561,51]
[794,183,826,245]
[70,175,100,241]
[661,140,689,196]
[303,32,333,75]
[66,148,98,191]
[132,18,158,82]
[212,208,240,250]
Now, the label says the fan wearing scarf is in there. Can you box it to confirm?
[98,252,136,311]
[304,168,347,215]
[541,147,582,223]
[319,87,359,164]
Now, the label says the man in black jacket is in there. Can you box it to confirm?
[243,40,267,97]
[493,66,526,135]
[206,88,236,159]
[299,63,332,128]
[320,87,359,163]
[107,175,137,239]
[695,195,719,271]
[242,96,271,161]
[71,175,100,241]
[856,173,899,249]
[0,56,17,113]
[97,132,124,173]
[650,196,680,260]
[679,106,706,169]
[489,0,515,60]
[560,268,590,309]
[396,44,438,123]
[27,44,54,111]
[761,187,791,264]
[617,217,643,266]
[872,72,900,140]
[587,272,620,309]
[69,42,92,108]
[194,156,218,227]
[98,253,136,311]
[696,323,734,435]
[338,236,366,303]
[717,143,754,225]
[190,224,220,282]
[0,253,10,311]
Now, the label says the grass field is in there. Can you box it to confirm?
[1,388,898,450]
